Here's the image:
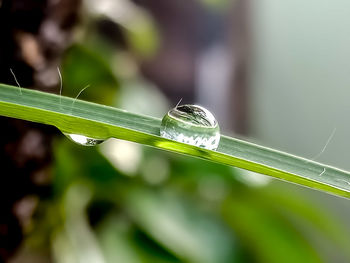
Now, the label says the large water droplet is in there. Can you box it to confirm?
[64,133,105,146]
[160,104,220,150]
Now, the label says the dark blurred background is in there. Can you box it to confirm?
[2,0,350,262]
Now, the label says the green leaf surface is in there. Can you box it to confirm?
[1,84,350,198]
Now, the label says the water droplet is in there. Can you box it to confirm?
[64,133,105,146]
[160,104,220,150]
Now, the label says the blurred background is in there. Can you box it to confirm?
[1,0,350,262]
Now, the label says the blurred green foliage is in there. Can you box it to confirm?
[61,44,119,105]
[19,1,350,262]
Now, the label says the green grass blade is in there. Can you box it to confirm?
[1,83,350,198]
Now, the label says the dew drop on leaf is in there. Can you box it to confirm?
[160,104,220,150]
[63,133,105,146]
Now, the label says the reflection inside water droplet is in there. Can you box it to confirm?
[160,104,220,150]
[64,133,105,146]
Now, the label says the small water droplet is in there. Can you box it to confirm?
[160,104,220,150]
[64,133,105,146]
